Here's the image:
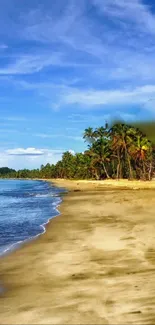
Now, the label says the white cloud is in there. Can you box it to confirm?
[14,78,155,112]
[93,0,155,34]
[0,52,95,76]
[13,74,155,113]
[22,1,86,43]
[0,53,65,75]
[6,147,45,156]
[61,85,155,109]
[0,147,69,169]
[94,54,155,82]
[69,149,75,155]
[19,0,155,61]
[1,0,155,85]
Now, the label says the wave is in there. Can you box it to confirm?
[0,197,62,258]
[35,193,56,198]
[26,193,59,198]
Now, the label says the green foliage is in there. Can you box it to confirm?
[1,122,155,181]
[0,167,16,178]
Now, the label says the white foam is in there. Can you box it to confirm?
[0,197,62,258]
[30,193,59,198]
[35,193,51,198]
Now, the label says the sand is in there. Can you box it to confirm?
[1,179,155,324]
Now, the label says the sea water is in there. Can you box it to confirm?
[0,179,64,256]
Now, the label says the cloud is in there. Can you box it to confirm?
[6,147,75,158]
[4,0,154,94]
[22,1,86,43]
[68,149,75,155]
[6,147,69,157]
[1,147,76,170]
[0,52,96,76]
[6,147,45,156]
[93,53,155,83]
[93,0,155,34]
[16,77,155,113]
[0,53,64,75]
[1,0,155,85]
[20,2,107,67]
[20,0,155,59]
[60,84,155,110]
[0,147,68,169]
[34,133,83,141]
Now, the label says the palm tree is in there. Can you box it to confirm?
[129,130,152,179]
[83,127,95,145]
[92,139,111,179]
[94,126,107,138]
[110,123,135,179]
[85,126,111,179]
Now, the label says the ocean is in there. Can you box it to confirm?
[0,179,65,256]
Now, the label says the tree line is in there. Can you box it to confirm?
[1,122,155,181]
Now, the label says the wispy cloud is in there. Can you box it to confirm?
[16,77,155,113]
[19,2,108,65]
[61,84,155,108]
[93,0,155,34]
[34,133,83,141]
[1,0,155,83]
[0,53,65,75]
[21,1,86,43]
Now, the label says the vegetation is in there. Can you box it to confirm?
[0,167,16,178]
[1,122,155,181]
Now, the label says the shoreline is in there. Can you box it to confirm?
[1,180,155,323]
[2,177,155,190]
[0,197,62,259]
[0,180,64,259]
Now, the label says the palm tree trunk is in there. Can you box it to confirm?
[148,161,152,181]
[142,160,146,179]
[127,152,133,179]
[94,169,99,180]
[124,141,133,179]
[117,163,120,179]
[117,150,121,179]
[102,162,110,179]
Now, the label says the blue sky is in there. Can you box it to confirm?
[1,0,155,169]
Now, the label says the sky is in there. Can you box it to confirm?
[1,0,155,169]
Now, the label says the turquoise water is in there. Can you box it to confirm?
[0,179,64,256]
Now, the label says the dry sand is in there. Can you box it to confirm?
[1,179,155,324]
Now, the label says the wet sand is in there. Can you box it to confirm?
[1,179,155,324]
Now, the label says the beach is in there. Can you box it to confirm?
[1,180,155,324]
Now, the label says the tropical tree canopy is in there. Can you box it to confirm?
[1,123,155,181]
